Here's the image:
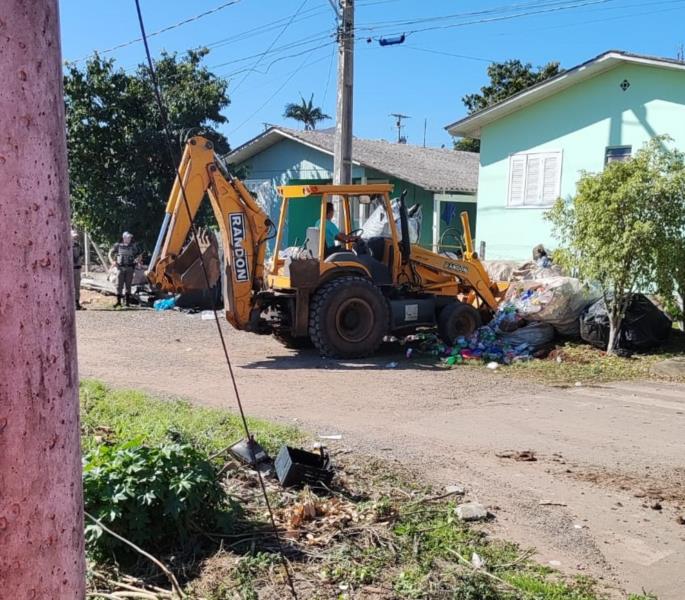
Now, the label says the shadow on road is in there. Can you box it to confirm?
[241,343,445,372]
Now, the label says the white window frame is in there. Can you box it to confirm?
[507,150,562,209]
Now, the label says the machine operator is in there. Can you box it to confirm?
[315,201,360,256]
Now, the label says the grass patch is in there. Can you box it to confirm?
[82,382,617,599]
[80,379,304,454]
[507,334,685,385]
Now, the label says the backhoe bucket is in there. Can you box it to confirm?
[162,229,221,292]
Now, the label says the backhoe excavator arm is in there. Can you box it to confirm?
[407,211,505,311]
[147,136,272,330]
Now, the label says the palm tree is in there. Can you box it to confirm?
[283,94,331,130]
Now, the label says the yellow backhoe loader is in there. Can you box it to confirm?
[147,136,507,358]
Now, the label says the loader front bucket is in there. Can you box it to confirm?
[160,229,221,292]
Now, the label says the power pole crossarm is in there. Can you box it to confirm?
[0,2,85,597]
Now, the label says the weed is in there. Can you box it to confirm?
[83,441,236,561]
[80,379,303,455]
[509,338,685,385]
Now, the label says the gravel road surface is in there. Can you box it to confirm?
[77,307,685,599]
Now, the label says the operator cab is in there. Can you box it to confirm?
[273,184,405,287]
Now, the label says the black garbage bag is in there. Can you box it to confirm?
[580,294,671,351]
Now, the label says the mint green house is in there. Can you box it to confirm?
[446,51,685,260]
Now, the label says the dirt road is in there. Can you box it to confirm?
[76,308,685,598]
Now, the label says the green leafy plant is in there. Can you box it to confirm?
[547,138,685,353]
[83,440,234,560]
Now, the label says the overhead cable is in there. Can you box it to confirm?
[231,0,311,93]
[72,0,243,62]
[132,1,299,597]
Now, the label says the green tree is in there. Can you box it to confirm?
[653,150,685,327]
[454,59,560,152]
[283,94,330,130]
[547,139,685,353]
[64,49,230,248]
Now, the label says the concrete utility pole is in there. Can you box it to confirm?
[332,0,354,225]
[0,2,86,598]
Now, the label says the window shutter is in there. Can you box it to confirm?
[541,154,560,206]
[525,156,542,205]
[508,155,526,207]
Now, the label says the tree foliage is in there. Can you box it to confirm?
[547,139,685,352]
[65,49,230,248]
[283,93,331,130]
[454,59,560,152]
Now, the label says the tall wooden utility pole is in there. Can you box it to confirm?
[332,0,354,224]
[0,1,86,598]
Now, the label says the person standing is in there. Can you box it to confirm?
[71,229,84,310]
[109,231,140,307]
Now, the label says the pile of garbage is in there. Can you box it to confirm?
[403,307,555,367]
[403,254,610,366]
[403,266,672,366]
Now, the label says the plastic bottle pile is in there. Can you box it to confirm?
[402,305,537,367]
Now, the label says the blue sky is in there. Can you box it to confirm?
[58,0,685,149]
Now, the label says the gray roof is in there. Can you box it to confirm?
[226,126,479,193]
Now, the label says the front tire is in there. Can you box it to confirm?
[438,302,481,344]
[309,276,389,358]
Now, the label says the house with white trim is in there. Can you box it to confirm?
[446,50,685,260]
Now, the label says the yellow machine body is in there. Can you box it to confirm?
[148,136,507,357]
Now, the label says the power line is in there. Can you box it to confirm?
[229,49,330,135]
[321,47,336,109]
[355,0,587,30]
[132,1,298,598]
[402,45,496,64]
[72,0,243,62]
[219,41,335,79]
[231,0,311,93]
[210,33,334,70]
[203,5,330,51]
[491,0,685,35]
[358,0,618,39]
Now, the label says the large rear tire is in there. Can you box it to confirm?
[438,302,481,344]
[309,276,389,358]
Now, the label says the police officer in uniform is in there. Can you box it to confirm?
[72,229,84,310]
[109,231,140,307]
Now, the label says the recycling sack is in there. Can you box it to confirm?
[504,276,600,337]
[361,199,422,244]
[579,294,671,351]
[496,321,555,351]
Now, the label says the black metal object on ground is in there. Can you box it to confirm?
[275,446,333,488]
[229,437,270,467]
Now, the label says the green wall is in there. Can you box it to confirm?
[364,169,436,248]
[476,62,685,260]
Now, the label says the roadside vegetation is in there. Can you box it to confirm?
[81,380,655,599]
[507,333,685,385]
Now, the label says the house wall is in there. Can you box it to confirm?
[238,138,364,246]
[239,139,474,250]
[477,63,685,260]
